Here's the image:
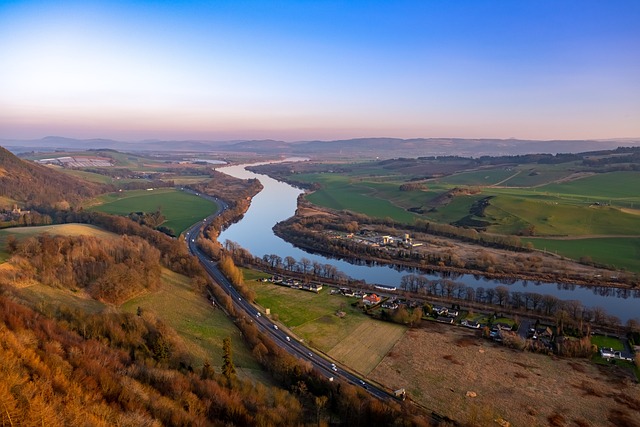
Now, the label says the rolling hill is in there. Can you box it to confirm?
[0,145,107,209]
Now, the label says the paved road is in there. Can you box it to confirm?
[180,196,392,401]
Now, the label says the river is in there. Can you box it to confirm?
[217,161,639,323]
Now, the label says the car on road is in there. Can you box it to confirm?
[256,312,261,317]
[285,336,290,341]
[273,325,278,330]
[308,352,313,357]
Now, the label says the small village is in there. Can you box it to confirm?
[259,275,638,374]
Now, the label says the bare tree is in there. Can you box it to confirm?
[495,286,510,307]
[299,257,311,274]
[284,256,296,271]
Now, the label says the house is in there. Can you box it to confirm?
[435,316,454,324]
[363,294,381,306]
[600,347,616,358]
[461,320,480,329]
[433,306,449,316]
[494,322,513,331]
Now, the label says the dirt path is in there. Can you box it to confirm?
[491,169,522,186]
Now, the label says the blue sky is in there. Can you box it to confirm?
[1,0,638,141]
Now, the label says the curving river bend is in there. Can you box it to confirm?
[217,161,639,323]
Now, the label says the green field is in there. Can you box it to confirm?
[123,269,261,373]
[590,335,625,351]
[538,171,640,203]
[244,272,407,374]
[297,168,640,237]
[298,173,418,223]
[523,237,640,272]
[51,167,117,184]
[87,188,217,235]
[439,168,517,186]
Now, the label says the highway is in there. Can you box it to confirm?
[181,196,393,402]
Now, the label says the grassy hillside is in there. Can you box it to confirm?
[1,224,260,372]
[87,188,217,235]
[288,160,640,272]
[0,145,106,207]
[523,237,640,272]
[122,268,261,372]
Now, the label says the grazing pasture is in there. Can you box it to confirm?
[438,168,516,186]
[523,237,640,272]
[538,171,640,204]
[87,188,217,234]
[302,174,417,222]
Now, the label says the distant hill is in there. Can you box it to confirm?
[3,136,640,159]
[0,145,106,208]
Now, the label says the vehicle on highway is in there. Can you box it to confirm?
[273,325,278,330]
[285,336,290,341]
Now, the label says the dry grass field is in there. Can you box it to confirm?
[247,278,408,374]
[0,223,117,240]
[327,320,406,374]
[370,321,640,427]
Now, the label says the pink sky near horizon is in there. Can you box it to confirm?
[1,1,639,142]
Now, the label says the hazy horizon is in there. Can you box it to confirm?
[2,1,639,142]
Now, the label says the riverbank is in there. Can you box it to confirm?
[275,201,638,290]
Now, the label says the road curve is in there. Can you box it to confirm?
[180,192,393,401]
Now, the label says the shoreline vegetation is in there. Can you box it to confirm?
[273,199,638,290]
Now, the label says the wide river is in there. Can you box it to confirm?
[218,161,639,323]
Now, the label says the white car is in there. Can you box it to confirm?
[285,336,290,341]
[273,325,278,330]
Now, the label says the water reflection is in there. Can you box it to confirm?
[217,162,639,322]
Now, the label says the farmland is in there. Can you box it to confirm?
[299,173,418,223]
[287,162,640,271]
[523,237,640,272]
[244,273,407,374]
[87,188,217,235]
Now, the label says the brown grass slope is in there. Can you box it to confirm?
[0,145,107,208]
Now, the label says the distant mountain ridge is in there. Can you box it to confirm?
[3,136,640,158]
